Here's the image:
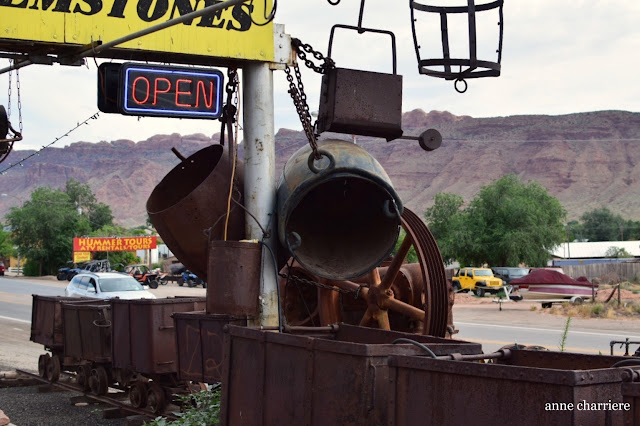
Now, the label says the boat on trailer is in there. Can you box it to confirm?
[510,269,598,304]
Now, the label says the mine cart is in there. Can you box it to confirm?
[110,297,206,413]
[219,324,483,426]
[30,295,99,382]
[387,348,640,426]
[172,311,247,384]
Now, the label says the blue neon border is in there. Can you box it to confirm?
[121,66,224,119]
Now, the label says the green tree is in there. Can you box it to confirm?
[565,220,585,242]
[0,227,15,259]
[426,174,567,268]
[424,193,466,265]
[580,207,624,242]
[604,246,632,258]
[6,187,82,275]
[64,179,113,231]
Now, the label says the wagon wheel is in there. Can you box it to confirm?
[38,354,50,378]
[147,383,166,414]
[280,207,449,337]
[46,355,61,382]
[76,365,91,391]
[129,381,148,408]
[89,366,109,395]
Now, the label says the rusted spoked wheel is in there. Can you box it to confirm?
[129,381,148,408]
[146,383,166,414]
[89,366,109,396]
[46,355,61,382]
[76,365,91,391]
[280,207,449,337]
[38,354,50,378]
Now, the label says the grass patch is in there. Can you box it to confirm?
[149,385,221,426]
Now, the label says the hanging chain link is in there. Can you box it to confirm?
[279,271,362,298]
[7,63,12,119]
[16,68,22,133]
[284,38,336,160]
[291,38,336,75]
[284,63,320,159]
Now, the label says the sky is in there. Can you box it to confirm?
[1,0,639,151]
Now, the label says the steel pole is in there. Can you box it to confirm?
[243,62,278,327]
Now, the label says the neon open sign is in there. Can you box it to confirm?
[119,63,224,119]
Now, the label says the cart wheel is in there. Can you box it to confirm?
[46,355,61,382]
[89,366,109,395]
[129,381,148,408]
[177,278,184,286]
[147,383,166,414]
[76,365,91,391]
[38,354,50,378]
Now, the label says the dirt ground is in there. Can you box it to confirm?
[454,282,640,319]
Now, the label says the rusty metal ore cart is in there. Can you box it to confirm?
[30,295,99,382]
[219,323,483,426]
[387,349,640,426]
[110,297,206,412]
[172,311,247,384]
[61,301,113,395]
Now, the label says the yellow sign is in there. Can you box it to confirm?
[73,251,92,263]
[0,0,274,62]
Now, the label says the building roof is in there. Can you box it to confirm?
[551,240,640,259]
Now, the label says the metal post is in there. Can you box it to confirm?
[242,62,278,327]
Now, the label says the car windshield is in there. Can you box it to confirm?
[510,268,530,278]
[474,270,492,276]
[99,277,145,292]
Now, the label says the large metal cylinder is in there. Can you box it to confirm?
[277,140,402,280]
[146,144,245,282]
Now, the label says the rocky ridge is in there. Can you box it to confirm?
[1,110,639,227]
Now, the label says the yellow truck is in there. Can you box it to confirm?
[451,267,504,297]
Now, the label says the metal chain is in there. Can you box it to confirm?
[291,38,335,74]
[284,63,321,159]
[7,63,12,119]
[16,68,22,133]
[279,272,362,298]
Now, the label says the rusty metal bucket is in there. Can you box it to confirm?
[207,240,262,316]
[146,144,245,281]
[277,140,402,280]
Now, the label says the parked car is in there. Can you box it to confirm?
[451,267,504,296]
[0,263,4,276]
[64,272,156,300]
[66,259,111,281]
[56,261,75,280]
[491,267,530,284]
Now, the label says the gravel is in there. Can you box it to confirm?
[0,383,129,426]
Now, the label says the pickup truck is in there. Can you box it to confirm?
[451,267,504,297]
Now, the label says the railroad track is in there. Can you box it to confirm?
[14,369,180,422]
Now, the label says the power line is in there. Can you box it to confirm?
[0,112,100,175]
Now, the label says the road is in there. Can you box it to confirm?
[0,274,206,372]
[453,302,640,356]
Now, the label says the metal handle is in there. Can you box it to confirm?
[307,149,335,174]
[327,24,397,75]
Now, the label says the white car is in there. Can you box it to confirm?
[64,272,157,300]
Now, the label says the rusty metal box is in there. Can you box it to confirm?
[388,349,636,426]
[111,297,206,375]
[172,311,247,384]
[317,68,403,141]
[30,296,99,349]
[220,324,482,426]
[61,302,112,363]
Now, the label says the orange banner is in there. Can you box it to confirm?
[73,236,157,252]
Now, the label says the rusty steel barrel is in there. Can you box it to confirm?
[277,140,403,280]
[147,144,245,281]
